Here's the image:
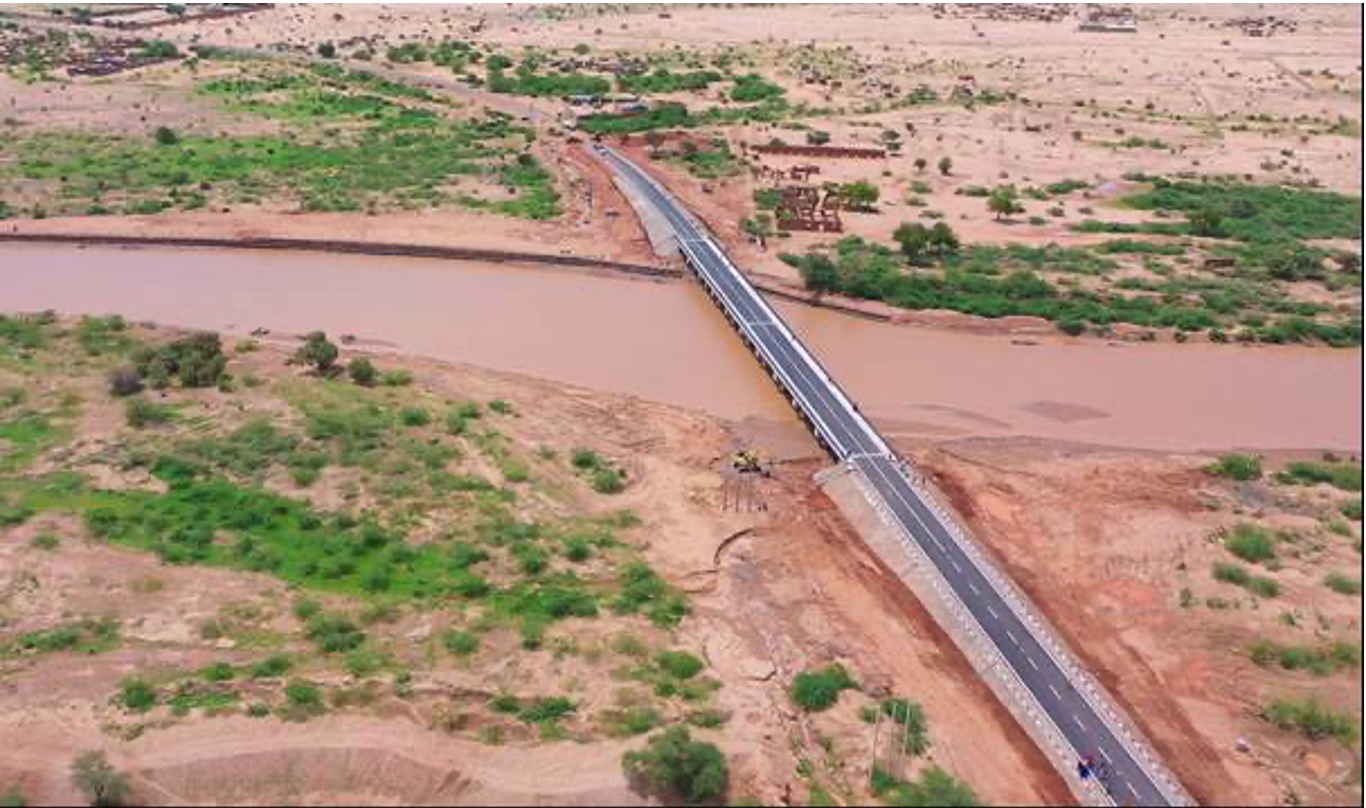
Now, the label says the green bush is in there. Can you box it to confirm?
[791,664,857,712]
[591,467,625,494]
[133,332,227,388]
[571,448,601,470]
[1324,573,1361,596]
[656,650,704,680]
[70,751,131,808]
[347,357,377,386]
[116,677,158,712]
[878,697,930,756]
[1208,453,1262,481]
[521,696,575,724]
[1276,461,1362,492]
[250,653,292,679]
[1224,524,1277,564]
[1262,696,1358,743]
[201,661,236,682]
[442,629,479,657]
[305,612,366,653]
[399,406,430,427]
[1341,498,1363,521]
[871,765,978,807]
[124,397,175,428]
[622,726,729,805]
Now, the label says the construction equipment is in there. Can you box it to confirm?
[731,449,770,477]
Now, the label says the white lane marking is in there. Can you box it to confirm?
[986,606,1000,620]
[1099,747,1113,764]
[968,582,980,596]
[1049,685,1063,701]
[1026,656,1040,671]
[1125,780,1140,799]
[951,560,963,573]
[1006,630,1020,647]
[1073,714,1086,732]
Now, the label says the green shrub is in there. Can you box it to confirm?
[656,650,705,680]
[399,406,430,427]
[381,369,414,387]
[871,765,978,807]
[1208,453,1263,481]
[28,532,60,551]
[1324,573,1361,596]
[133,332,227,388]
[442,629,479,657]
[1341,498,1363,521]
[519,695,576,724]
[70,751,131,808]
[249,654,292,679]
[588,466,625,494]
[878,697,930,756]
[201,661,236,682]
[347,357,377,386]
[1262,696,1358,743]
[305,612,366,653]
[607,705,662,737]
[571,448,601,470]
[791,664,857,712]
[124,397,175,428]
[282,679,325,720]
[1224,524,1277,564]
[622,726,729,805]
[1276,461,1363,492]
[116,677,158,712]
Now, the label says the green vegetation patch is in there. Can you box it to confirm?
[1223,524,1278,564]
[871,765,978,807]
[1275,460,1362,492]
[1261,696,1359,744]
[790,663,857,712]
[622,725,729,805]
[2,62,559,219]
[1206,453,1262,481]
[0,616,120,657]
[1248,639,1360,676]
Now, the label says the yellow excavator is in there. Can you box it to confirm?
[731,449,770,477]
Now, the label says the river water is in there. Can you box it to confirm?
[2,244,1360,452]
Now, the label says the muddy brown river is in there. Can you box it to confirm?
[3,244,1360,451]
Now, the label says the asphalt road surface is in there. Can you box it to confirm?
[598,145,1177,807]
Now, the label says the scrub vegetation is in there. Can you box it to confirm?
[782,176,1362,345]
[0,60,560,219]
[0,313,727,757]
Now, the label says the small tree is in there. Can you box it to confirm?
[622,726,729,805]
[295,331,340,376]
[987,184,1022,221]
[796,254,839,293]
[317,41,337,59]
[893,222,931,264]
[914,156,928,172]
[347,357,377,387]
[153,126,179,146]
[840,180,880,212]
[937,156,953,176]
[928,221,960,255]
[1188,204,1227,238]
[806,129,831,146]
[70,751,130,808]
